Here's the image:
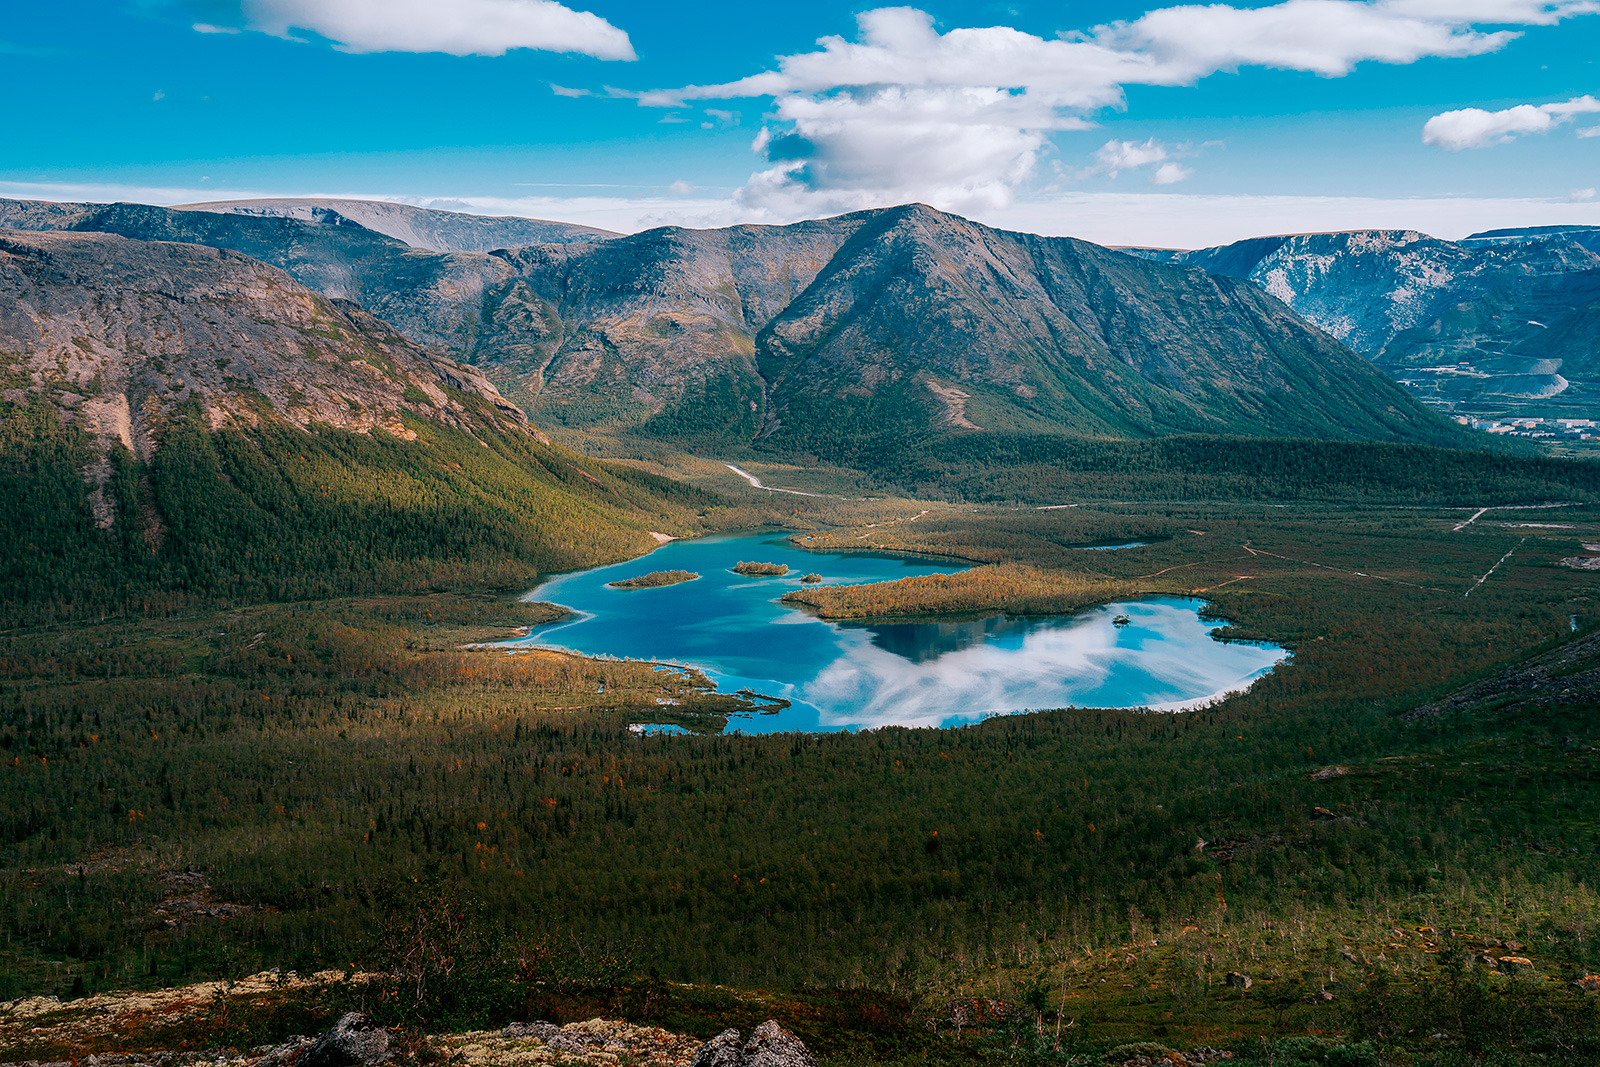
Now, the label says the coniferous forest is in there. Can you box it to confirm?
[5,378,1600,1065]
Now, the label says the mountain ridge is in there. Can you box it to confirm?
[1123,224,1600,415]
[0,196,1474,454]
[173,197,618,253]
[495,203,1467,453]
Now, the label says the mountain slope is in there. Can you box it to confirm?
[1126,227,1600,412]
[0,197,517,351]
[483,205,1464,453]
[492,214,871,438]
[747,206,1452,454]
[0,198,1472,453]
[1524,298,1600,377]
[0,228,527,459]
[0,228,717,621]
[174,197,618,253]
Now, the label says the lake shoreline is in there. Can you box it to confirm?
[502,532,1288,733]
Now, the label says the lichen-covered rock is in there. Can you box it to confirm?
[504,1022,565,1043]
[688,1028,745,1067]
[437,1019,702,1067]
[741,1022,815,1067]
[303,1011,391,1067]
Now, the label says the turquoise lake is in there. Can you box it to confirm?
[504,531,1288,733]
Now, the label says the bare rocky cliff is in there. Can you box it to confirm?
[0,228,530,468]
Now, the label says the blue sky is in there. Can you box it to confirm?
[1,0,1597,245]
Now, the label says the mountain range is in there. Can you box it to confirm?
[0,196,1467,459]
[1126,225,1600,416]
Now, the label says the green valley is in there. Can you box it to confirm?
[2,202,1600,1067]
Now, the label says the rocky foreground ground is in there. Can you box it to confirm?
[0,974,815,1067]
[0,973,1245,1067]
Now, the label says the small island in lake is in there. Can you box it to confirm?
[801,573,822,583]
[733,561,790,577]
[608,569,700,589]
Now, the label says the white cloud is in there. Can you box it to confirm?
[735,84,1069,217]
[669,180,695,195]
[1151,161,1194,185]
[1423,94,1600,149]
[1084,138,1199,184]
[1093,139,1173,178]
[1579,125,1600,138]
[646,1,1598,220]
[1573,188,1597,201]
[233,0,635,60]
[550,83,590,98]
[191,23,241,34]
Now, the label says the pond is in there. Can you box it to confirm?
[503,531,1287,733]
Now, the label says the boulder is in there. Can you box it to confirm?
[1224,972,1252,990]
[303,1012,391,1067]
[687,1022,816,1067]
[743,1021,817,1067]
[689,1028,746,1067]
[1498,956,1534,972]
[1572,975,1600,992]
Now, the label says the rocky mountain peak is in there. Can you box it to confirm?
[0,228,531,467]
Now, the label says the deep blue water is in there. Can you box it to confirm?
[503,531,1287,733]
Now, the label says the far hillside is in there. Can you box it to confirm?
[1125,224,1600,427]
[0,197,1475,465]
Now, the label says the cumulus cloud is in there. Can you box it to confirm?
[646,1,1598,219]
[1422,94,1600,150]
[232,0,635,60]
[1093,139,1172,177]
[1151,161,1194,185]
[1089,138,1196,183]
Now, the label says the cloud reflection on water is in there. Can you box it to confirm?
[802,601,1287,730]
[509,533,1288,733]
